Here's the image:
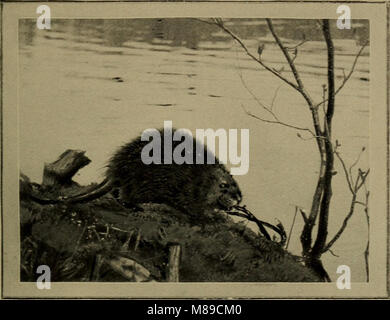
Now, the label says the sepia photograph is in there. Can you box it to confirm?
[1,1,388,298]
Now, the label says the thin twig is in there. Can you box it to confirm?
[314,41,368,109]
[357,169,370,190]
[234,53,315,137]
[270,85,282,110]
[227,205,286,244]
[286,206,299,250]
[323,169,369,253]
[238,71,314,135]
[212,18,299,91]
[349,147,366,183]
[334,150,354,193]
[241,104,315,136]
[299,208,308,223]
[285,39,308,50]
[328,249,339,257]
[266,19,314,109]
[227,210,271,240]
[363,188,370,282]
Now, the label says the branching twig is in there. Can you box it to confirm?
[314,41,368,109]
[323,168,369,253]
[227,209,270,240]
[270,85,282,111]
[266,19,315,110]
[206,17,325,151]
[349,147,366,185]
[334,150,354,193]
[285,38,308,51]
[241,104,315,136]
[234,47,315,137]
[212,18,300,91]
[227,205,286,245]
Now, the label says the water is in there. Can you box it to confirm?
[19,19,369,282]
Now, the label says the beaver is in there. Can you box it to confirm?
[31,128,243,222]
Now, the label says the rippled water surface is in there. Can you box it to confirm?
[19,19,370,281]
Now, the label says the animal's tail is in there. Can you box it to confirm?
[65,178,113,203]
[27,178,112,205]
[29,194,61,205]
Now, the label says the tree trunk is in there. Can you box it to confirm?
[306,257,331,282]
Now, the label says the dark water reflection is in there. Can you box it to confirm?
[19,18,369,50]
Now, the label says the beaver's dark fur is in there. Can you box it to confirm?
[32,129,243,222]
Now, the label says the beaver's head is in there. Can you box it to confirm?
[205,166,242,211]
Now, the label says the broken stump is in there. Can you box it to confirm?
[167,244,181,282]
[42,149,91,187]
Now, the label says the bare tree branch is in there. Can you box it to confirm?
[200,16,369,281]
[334,150,354,193]
[363,186,370,282]
[228,205,287,245]
[266,19,314,108]
[323,169,369,253]
[314,41,368,109]
[310,20,335,259]
[349,147,366,185]
[299,208,309,223]
[264,19,324,154]
[270,85,282,110]
[204,17,325,151]
[227,210,270,240]
[241,104,315,135]
[285,39,308,51]
[236,69,316,137]
[328,249,339,257]
[212,18,300,91]
[232,40,316,138]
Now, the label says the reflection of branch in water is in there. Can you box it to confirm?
[227,205,287,246]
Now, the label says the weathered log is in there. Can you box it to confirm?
[42,149,91,187]
[167,244,181,282]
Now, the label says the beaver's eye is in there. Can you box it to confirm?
[220,183,229,188]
